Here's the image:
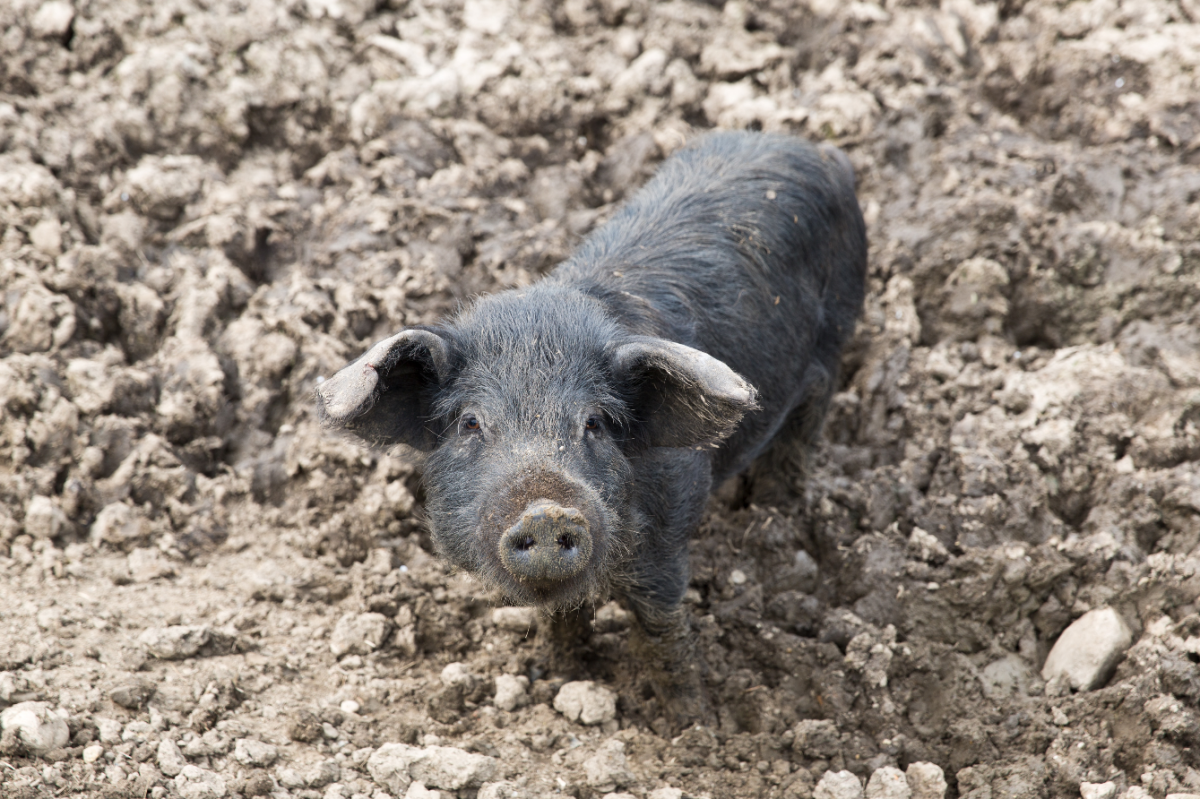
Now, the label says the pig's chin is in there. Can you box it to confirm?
[476,539,609,613]
[496,573,602,613]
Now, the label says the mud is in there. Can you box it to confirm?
[2,0,1200,797]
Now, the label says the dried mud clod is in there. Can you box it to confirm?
[3,0,1200,797]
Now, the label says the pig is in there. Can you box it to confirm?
[317,130,867,725]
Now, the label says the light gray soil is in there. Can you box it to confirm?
[2,0,1200,797]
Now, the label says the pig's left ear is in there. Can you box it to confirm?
[316,327,451,451]
[611,337,758,448]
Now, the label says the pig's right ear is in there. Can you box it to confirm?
[316,328,451,451]
[612,337,759,448]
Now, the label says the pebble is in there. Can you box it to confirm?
[866,767,911,799]
[124,154,205,220]
[493,674,530,712]
[0,277,75,353]
[906,762,947,799]
[184,729,232,758]
[1041,607,1133,691]
[491,607,537,633]
[815,770,864,799]
[234,738,279,767]
[648,789,685,799]
[440,662,476,689]
[1164,795,1200,799]
[157,738,187,777]
[96,717,123,744]
[277,767,306,789]
[791,719,842,758]
[583,739,635,792]
[1082,783,1117,799]
[305,759,340,788]
[23,495,68,539]
[330,612,393,657]
[31,0,75,38]
[122,720,155,742]
[29,218,62,255]
[138,625,211,660]
[82,744,105,763]
[90,501,151,548]
[175,764,227,799]
[979,654,1032,701]
[0,702,70,753]
[340,699,361,715]
[553,681,617,725]
[367,743,498,794]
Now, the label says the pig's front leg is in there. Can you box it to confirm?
[623,575,714,732]
[618,450,715,730]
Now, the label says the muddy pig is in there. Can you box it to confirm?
[317,130,867,725]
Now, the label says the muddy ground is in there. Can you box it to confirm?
[2,0,1200,797]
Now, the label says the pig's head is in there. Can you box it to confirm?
[316,287,756,610]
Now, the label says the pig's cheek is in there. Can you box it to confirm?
[581,440,633,502]
[424,446,475,511]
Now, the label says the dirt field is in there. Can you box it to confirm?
[2,0,1200,797]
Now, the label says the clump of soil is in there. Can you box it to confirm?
[2,0,1199,797]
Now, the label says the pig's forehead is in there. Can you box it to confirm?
[454,341,613,405]
[443,338,623,418]
[451,289,619,379]
[452,285,619,342]
[441,285,628,415]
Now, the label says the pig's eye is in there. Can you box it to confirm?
[463,415,481,432]
[584,416,601,434]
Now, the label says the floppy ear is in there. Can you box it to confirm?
[611,337,758,448]
[316,328,451,451]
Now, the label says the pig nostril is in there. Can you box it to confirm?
[499,502,593,586]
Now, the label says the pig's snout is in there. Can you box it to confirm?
[499,502,594,586]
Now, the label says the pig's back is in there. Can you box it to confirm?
[551,130,867,480]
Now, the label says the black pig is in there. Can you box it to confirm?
[317,131,867,723]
